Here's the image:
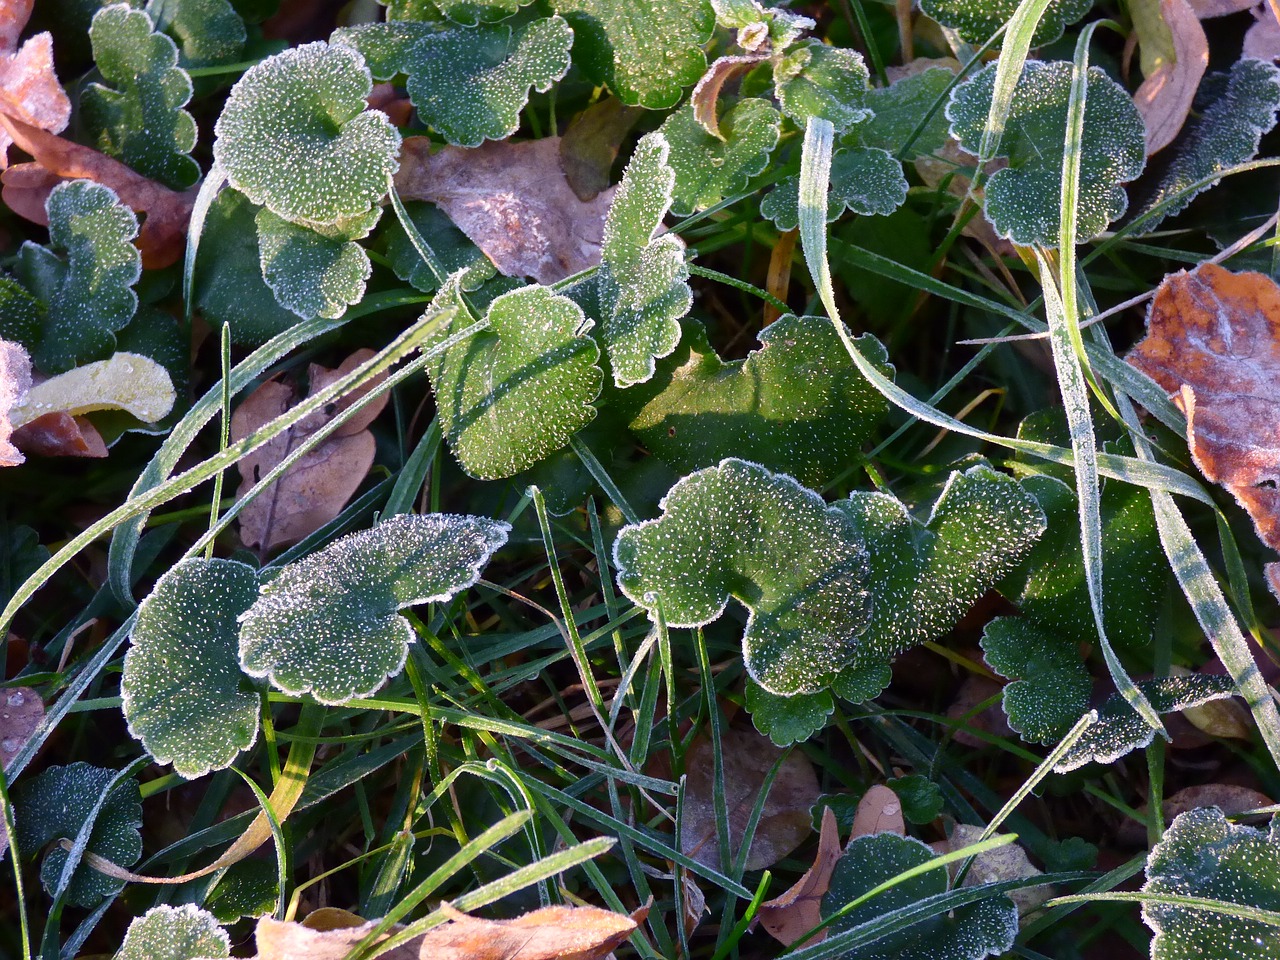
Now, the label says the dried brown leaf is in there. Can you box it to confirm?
[757,805,841,947]
[1133,0,1209,155]
[1186,0,1257,14]
[681,725,820,871]
[1,335,31,466]
[937,823,1051,914]
[1245,5,1280,60]
[0,0,70,167]
[12,412,107,458]
[0,686,42,767]
[681,872,708,939]
[691,55,767,140]
[850,784,906,839]
[232,349,388,552]
[560,98,644,201]
[395,136,615,285]
[1164,783,1273,820]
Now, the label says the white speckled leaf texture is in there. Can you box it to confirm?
[116,904,231,960]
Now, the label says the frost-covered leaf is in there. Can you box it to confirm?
[920,0,1092,45]
[597,133,692,387]
[830,465,1045,697]
[213,41,400,228]
[613,458,871,695]
[424,280,602,479]
[822,832,1018,960]
[255,208,372,320]
[0,12,70,162]
[123,558,261,779]
[1,336,31,466]
[116,904,231,960]
[381,200,489,293]
[942,823,1052,916]
[10,352,174,429]
[947,60,1146,246]
[12,762,142,906]
[1134,59,1280,232]
[761,147,908,230]
[659,98,780,216]
[981,617,1092,744]
[430,0,538,25]
[239,513,510,703]
[1055,674,1238,772]
[8,179,140,373]
[773,39,871,133]
[147,0,247,72]
[549,0,715,108]
[620,315,892,487]
[1143,807,1280,959]
[710,0,813,50]
[745,681,834,746]
[854,65,957,160]
[335,17,572,147]
[81,4,199,189]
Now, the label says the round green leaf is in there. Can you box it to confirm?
[659,98,781,216]
[745,681,834,746]
[239,513,510,703]
[116,904,231,960]
[920,0,1091,45]
[123,558,261,779]
[981,616,1092,744]
[773,39,872,133]
[761,147,908,230]
[255,208,373,320]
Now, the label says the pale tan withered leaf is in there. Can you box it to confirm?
[0,336,30,466]
[9,352,175,429]
[758,805,842,947]
[1132,0,1209,154]
[849,784,906,839]
[0,0,70,166]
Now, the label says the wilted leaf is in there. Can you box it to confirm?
[773,39,871,133]
[395,136,615,285]
[232,348,389,551]
[9,352,175,429]
[850,784,906,839]
[123,558,261,778]
[81,4,199,189]
[982,617,1091,744]
[1133,0,1209,155]
[758,805,841,947]
[11,412,107,458]
[424,279,602,479]
[613,458,871,695]
[0,686,42,769]
[745,682,834,746]
[0,0,70,164]
[0,335,30,466]
[559,97,645,201]
[761,147,908,230]
[255,208,373,320]
[213,41,400,229]
[620,315,892,488]
[239,513,509,702]
[947,60,1146,246]
[920,0,1092,44]
[659,98,780,216]
[681,724,821,870]
[1244,6,1280,61]
[1163,784,1273,823]
[116,904,231,960]
[1143,807,1280,959]
[690,55,768,139]
[941,823,1051,915]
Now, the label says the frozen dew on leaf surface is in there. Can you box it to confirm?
[116,904,231,960]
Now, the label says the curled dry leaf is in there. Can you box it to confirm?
[691,54,768,139]
[1185,0,1257,14]
[1,336,31,466]
[394,136,615,285]
[758,805,842,947]
[1133,0,1209,155]
[0,0,70,166]
[1126,264,1280,596]
[232,349,388,552]
[849,783,906,839]
[12,413,107,458]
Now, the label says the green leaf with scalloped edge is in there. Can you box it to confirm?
[829,464,1046,701]
[947,60,1145,247]
[81,4,198,189]
[980,617,1092,745]
[823,832,1018,960]
[773,39,872,133]
[12,763,142,906]
[147,0,247,72]
[1143,807,1280,960]
[921,0,1091,45]
[255,208,373,320]
[391,0,536,25]
[123,558,261,779]
[887,775,945,825]
[116,904,231,960]
[619,314,892,487]
[549,0,714,108]
[710,0,813,50]
[213,41,400,229]
[659,98,780,216]
[239,513,510,703]
[9,180,140,374]
[852,66,957,160]
[613,458,871,695]
[424,278,602,479]
[597,133,693,387]
[380,200,490,294]
[745,681,834,746]
[1134,59,1280,233]
[761,146,908,230]
[1055,675,1238,772]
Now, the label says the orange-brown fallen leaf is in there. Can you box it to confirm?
[0,0,69,167]
[395,135,614,285]
[1133,0,1209,155]
[12,412,107,458]
[232,349,388,552]
[692,55,767,140]
[757,805,842,947]
[1,335,30,466]
[849,784,906,840]
[1127,264,1280,596]
[253,902,645,960]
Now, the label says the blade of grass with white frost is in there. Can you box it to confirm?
[976,0,1057,171]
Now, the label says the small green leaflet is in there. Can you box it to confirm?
[256,208,374,320]
[981,617,1091,744]
[12,763,143,906]
[1144,807,1280,960]
[947,60,1145,247]
[381,200,490,294]
[620,314,892,488]
[82,4,199,189]
[146,0,247,72]
[424,279,602,479]
[123,558,261,779]
[853,66,957,160]
[921,0,1092,45]
[745,681,834,746]
[213,41,401,229]
[7,180,141,374]
[613,458,872,696]
[773,39,872,133]
[402,0,536,26]
[239,513,509,703]
[116,904,231,960]
[823,832,1018,960]
[761,147,908,230]
[709,0,813,50]
[888,775,945,824]
[659,98,780,216]
[597,133,693,388]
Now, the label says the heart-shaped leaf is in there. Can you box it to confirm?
[117,904,231,960]
[947,60,1146,246]
[123,558,261,779]
[620,314,892,487]
[1143,806,1280,959]
[425,279,602,479]
[255,208,374,320]
[921,0,1092,45]
[773,39,872,133]
[613,458,871,695]
[213,41,400,229]
[761,146,908,230]
[659,98,781,216]
[980,617,1092,744]
[81,4,199,189]
[239,513,509,703]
